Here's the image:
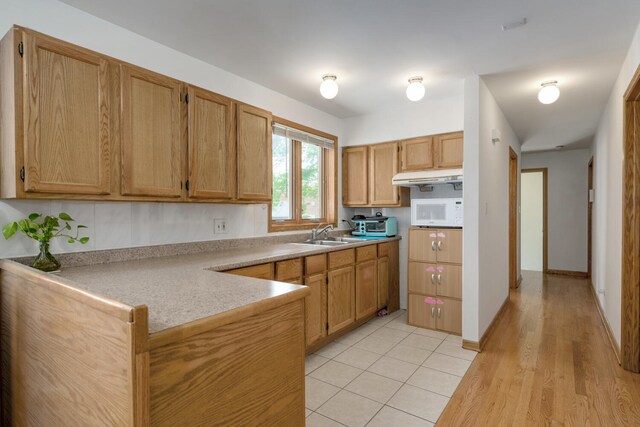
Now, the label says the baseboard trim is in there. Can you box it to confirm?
[589,283,621,364]
[462,295,510,353]
[545,269,589,279]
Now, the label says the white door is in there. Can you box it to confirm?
[521,172,544,271]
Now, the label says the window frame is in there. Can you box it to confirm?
[269,117,338,232]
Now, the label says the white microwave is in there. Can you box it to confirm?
[411,198,463,227]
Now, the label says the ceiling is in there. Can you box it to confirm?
[60,0,640,151]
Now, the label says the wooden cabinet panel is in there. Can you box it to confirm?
[121,65,182,197]
[356,245,377,263]
[408,228,437,263]
[408,293,436,329]
[187,86,234,199]
[387,240,400,313]
[342,146,368,206]
[400,136,434,171]
[328,249,355,270]
[369,142,399,205]
[355,259,377,320]
[377,257,389,309]
[437,297,462,335]
[22,32,111,195]
[435,131,463,168]
[436,264,462,299]
[408,261,438,295]
[436,229,463,264]
[226,263,274,280]
[305,273,326,347]
[276,258,303,282]
[236,103,272,201]
[327,266,355,334]
[378,242,391,257]
[305,254,326,276]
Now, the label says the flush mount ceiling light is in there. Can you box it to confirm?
[320,74,338,99]
[538,80,560,104]
[406,77,425,102]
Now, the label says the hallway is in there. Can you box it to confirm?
[438,272,640,425]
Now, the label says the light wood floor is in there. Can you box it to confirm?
[438,271,640,426]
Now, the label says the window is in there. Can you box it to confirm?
[270,118,337,231]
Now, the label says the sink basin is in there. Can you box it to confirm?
[298,239,351,246]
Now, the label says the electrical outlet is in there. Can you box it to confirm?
[214,218,228,234]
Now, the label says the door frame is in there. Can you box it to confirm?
[521,168,548,273]
[622,64,640,372]
[509,147,519,288]
[588,157,594,279]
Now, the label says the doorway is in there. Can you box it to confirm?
[521,168,548,273]
[509,147,518,288]
[588,158,593,279]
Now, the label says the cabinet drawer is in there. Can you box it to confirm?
[328,249,355,270]
[437,297,462,335]
[378,242,391,257]
[436,264,462,299]
[305,254,327,276]
[408,293,436,329]
[356,245,377,262]
[408,262,437,295]
[225,263,274,280]
[275,258,303,281]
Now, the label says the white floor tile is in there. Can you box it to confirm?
[387,384,449,423]
[367,356,420,382]
[444,334,463,344]
[306,412,345,427]
[435,341,477,361]
[353,336,397,355]
[306,354,330,375]
[309,360,364,388]
[367,315,395,327]
[306,408,313,417]
[385,318,418,333]
[345,371,403,404]
[385,344,432,365]
[335,330,369,346]
[399,333,444,351]
[422,352,472,377]
[407,367,462,397]
[317,390,382,427]
[412,328,450,340]
[306,377,341,410]
[369,326,411,343]
[367,406,434,427]
[334,346,382,370]
[315,341,349,359]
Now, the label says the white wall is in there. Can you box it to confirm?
[0,0,344,258]
[463,75,521,342]
[522,149,591,272]
[521,171,544,271]
[591,21,640,347]
[342,91,465,308]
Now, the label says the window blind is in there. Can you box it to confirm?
[272,123,334,149]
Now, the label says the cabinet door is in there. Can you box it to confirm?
[377,256,389,309]
[355,260,377,320]
[121,65,182,197]
[408,261,437,295]
[436,264,462,299]
[436,297,462,335]
[305,273,327,347]
[436,229,462,264]
[434,132,463,168]
[408,228,437,263]
[369,142,399,205]
[400,137,433,171]
[408,294,436,329]
[342,146,368,206]
[187,86,234,199]
[23,32,110,194]
[236,103,272,201]
[327,266,355,334]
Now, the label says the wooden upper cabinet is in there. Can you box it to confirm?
[187,87,234,199]
[369,142,399,205]
[236,103,272,201]
[120,65,182,198]
[342,146,368,206]
[434,131,463,168]
[399,136,434,172]
[22,32,111,195]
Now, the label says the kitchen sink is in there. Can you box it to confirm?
[298,239,351,246]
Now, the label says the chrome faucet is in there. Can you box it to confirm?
[311,224,334,240]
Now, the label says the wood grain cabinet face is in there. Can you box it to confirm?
[342,146,368,206]
[369,142,399,205]
[437,297,462,334]
[22,32,111,195]
[236,103,272,201]
[327,265,355,334]
[436,229,462,264]
[408,261,437,295]
[400,137,434,172]
[187,87,235,199]
[305,273,327,347]
[120,65,182,198]
[435,131,463,168]
[408,293,436,329]
[436,264,462,299]
[355,259,378,320]
[408,228,437,263]
[377,256,389,309]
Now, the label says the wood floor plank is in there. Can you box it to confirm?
[437,271,640,426]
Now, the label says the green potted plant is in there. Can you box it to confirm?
[2,213,89,272]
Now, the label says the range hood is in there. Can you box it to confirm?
[392,168,463,187]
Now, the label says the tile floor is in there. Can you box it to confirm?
[305,310,476,426]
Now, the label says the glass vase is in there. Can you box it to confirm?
[32,241,60,272]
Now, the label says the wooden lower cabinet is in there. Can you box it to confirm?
[408,293,436,330]
[305,273,327,347]
[327,265,355,334]
[355,259,377,320]
[408,294,461,334]
[436,264,462,299]
[377,256,389,309]
[437,297,462,335]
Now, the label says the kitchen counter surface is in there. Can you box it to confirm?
[56,236,401,334]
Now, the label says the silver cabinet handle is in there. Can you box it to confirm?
[431,274,435,284]
[438,241,443,251]
[431,307,435,317]
[437,307,441,318]
[437,274,441,285]
[431,241,436,251]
